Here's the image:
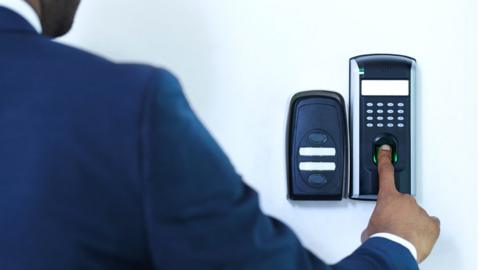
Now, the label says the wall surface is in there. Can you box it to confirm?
[61,0,478,269]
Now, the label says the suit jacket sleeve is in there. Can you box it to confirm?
[139,68,419,270]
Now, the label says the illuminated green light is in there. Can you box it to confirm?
[373,146,398,165]
[359,67,365,75]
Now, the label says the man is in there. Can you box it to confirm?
[0,0,440,269]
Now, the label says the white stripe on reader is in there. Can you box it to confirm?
[299,162,336,171]
[299,147,336,157]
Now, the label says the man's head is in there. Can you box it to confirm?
[26,0,81,37]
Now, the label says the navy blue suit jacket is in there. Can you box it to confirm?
[0,7,418,270]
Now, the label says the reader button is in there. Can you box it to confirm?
[398,123,405,128]
[387,109,394,114]
[398,103,405,107]
[367,123,374,127]
[366,116,373,121]
[387,123,394,127]
[308,133,328,145]
[377,102,384,107]
[367,109,373,114]
[398,109,405,114]
[308,174,328,186]
[387,116,394,121]
[299,162,336,171]
[377,123,384,127]
[387,103,394,107]
[377,109,384,114]
[398,116,405,121]
[377,116,384,120]
[366,103,373,107]
[299,147,336,157]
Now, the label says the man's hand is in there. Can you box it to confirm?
[361,144,440,263]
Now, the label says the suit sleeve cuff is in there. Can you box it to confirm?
[352,237,419,270]
[370,232,418,261]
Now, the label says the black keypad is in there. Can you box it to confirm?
[365,101,406,128]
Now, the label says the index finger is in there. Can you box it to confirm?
[377,144,398,197]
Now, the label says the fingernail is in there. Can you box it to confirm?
[381,144,391,151]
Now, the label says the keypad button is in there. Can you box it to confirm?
[387,109,394,114]
[398,123,405,128]
[387,103,394,107]
[377,102,384,107]
[398,116,405,121]
[377,123,384,127]
[367,123,374,127]
[367,109,373,114]
[377,109,384,114]
[387,123,394,127]
[398,103,405,107]
[387,116,394,121]
[398,109,404,114]
[377,116,384,120]
[366,116,373,121]
[366,103,373,107]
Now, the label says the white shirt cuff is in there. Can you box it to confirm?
[370,232,418,261]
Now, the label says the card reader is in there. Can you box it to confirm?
[287,91,348,200]
[349,54,416,200]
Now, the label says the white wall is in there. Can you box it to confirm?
[61,0,478,269]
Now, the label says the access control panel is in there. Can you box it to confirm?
[287,91,348,200]
[349,54,416,200]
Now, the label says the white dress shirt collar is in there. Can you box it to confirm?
[0,0,41,33]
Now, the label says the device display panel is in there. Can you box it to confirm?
[361,80,409,96]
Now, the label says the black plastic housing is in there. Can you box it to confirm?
[286,91,348,200]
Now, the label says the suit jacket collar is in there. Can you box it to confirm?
[0,6,39,34]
